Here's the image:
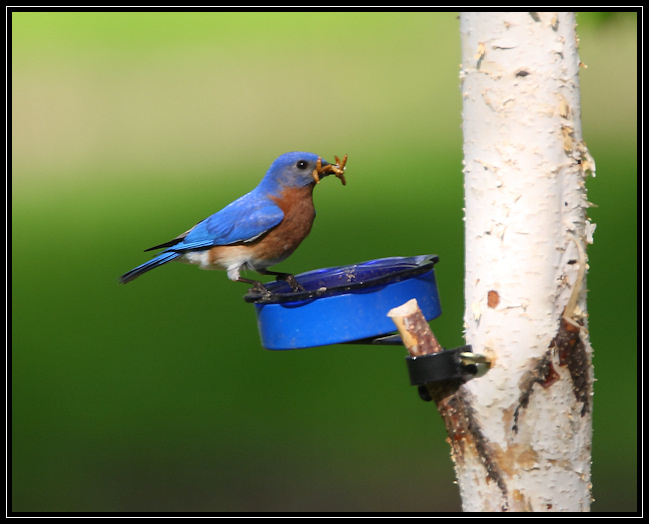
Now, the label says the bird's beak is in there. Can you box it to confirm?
[312,155,348,186]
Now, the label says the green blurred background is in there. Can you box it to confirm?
[12,12,637,512]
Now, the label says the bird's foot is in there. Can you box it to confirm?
[282,274,305,293]
[250,281,273,297]
[258,269,305,292]
[239,278,273,297]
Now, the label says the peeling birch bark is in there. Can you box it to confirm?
[458,12,596,512]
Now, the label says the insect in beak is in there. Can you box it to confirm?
[312,154,348,185]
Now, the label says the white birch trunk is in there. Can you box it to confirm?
[458,12,596,511]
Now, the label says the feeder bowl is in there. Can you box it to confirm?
[244,255,441,350]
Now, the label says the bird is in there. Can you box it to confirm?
[119,151,347,294]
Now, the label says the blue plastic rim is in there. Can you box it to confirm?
[244,255,441,350]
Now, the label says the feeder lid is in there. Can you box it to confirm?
[245,255,441,350]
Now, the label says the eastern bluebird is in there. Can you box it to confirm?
[120,152,347,293]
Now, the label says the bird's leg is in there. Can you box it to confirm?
[237,277,272,297]
[258,269,305,292]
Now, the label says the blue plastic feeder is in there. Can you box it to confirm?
[244,255,441,350]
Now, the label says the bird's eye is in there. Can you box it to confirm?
[295,160,309,170]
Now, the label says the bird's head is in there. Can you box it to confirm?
[262,152,347,191]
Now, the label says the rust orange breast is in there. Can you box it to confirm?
[207,184,317,269]
[251,184,316,263]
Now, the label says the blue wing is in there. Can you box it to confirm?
[120,190,284,284]
[175,191,284,251]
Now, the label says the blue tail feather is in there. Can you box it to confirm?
[120,251,181,284]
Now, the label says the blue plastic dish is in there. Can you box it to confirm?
[244,255,441,350]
